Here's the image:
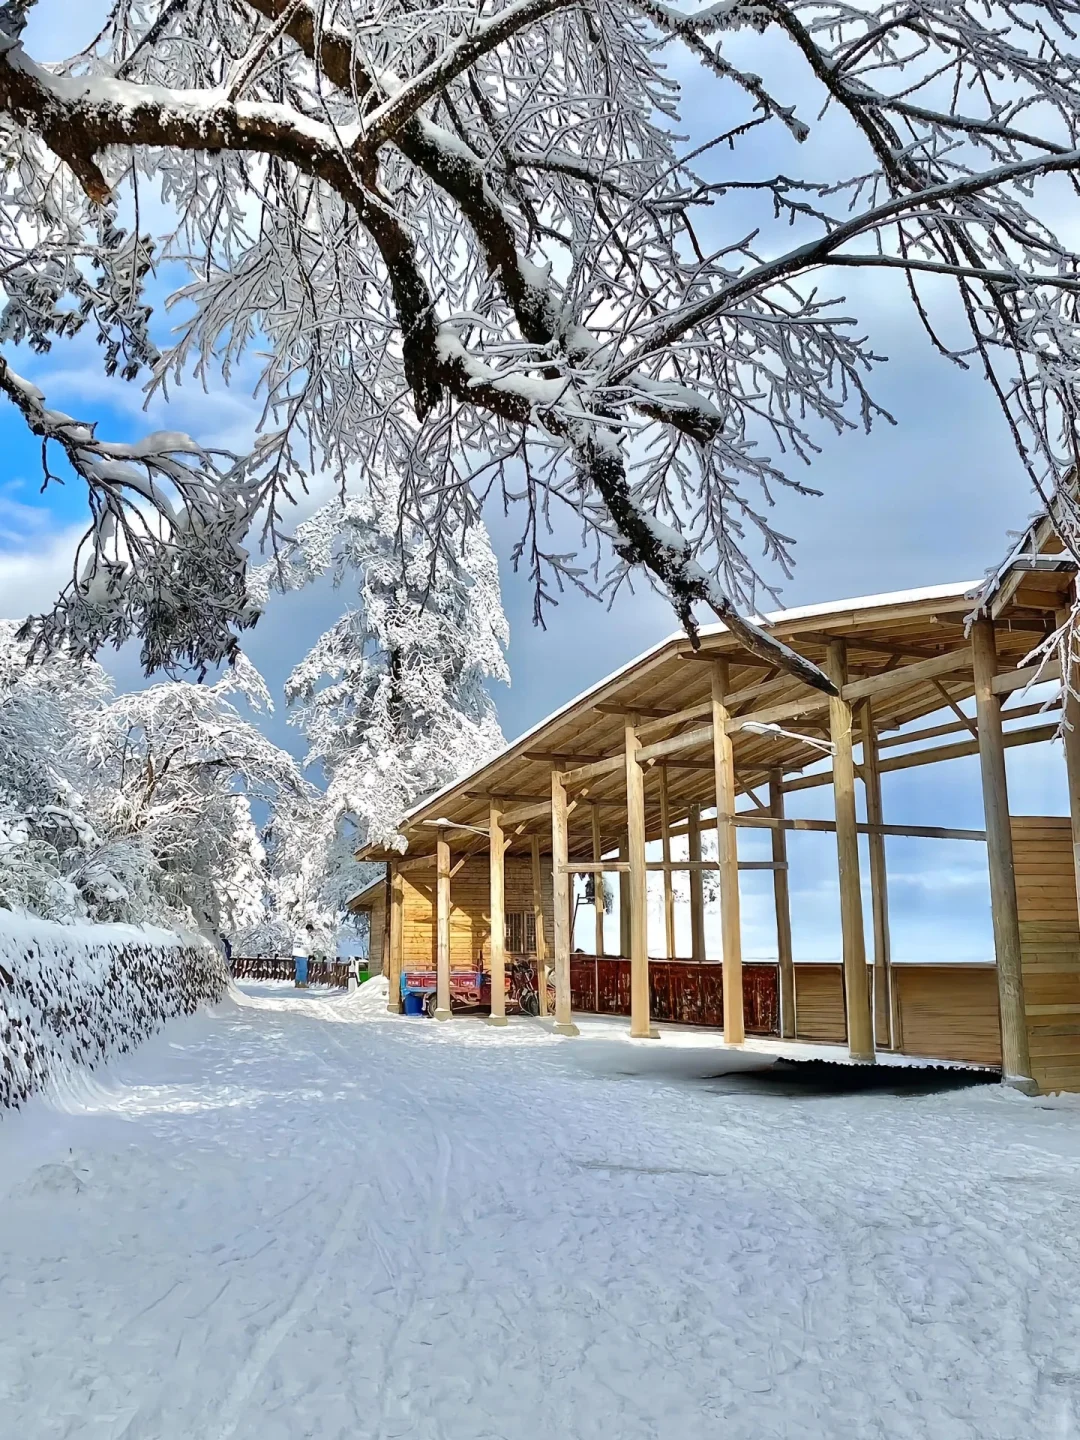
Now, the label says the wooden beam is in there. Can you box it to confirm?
[559,862,631,873]
[530,835,549,1018]
[562,753,624,788]
[618,835,632,959]
[860,702,893,1049]
[387,863,404,1015]
[1057,605,1080,932]
[768,770,796,1039]
[878,723,1058,775]
[737,815,988,842]
[550,771,578,1036]
[487,805,508,1027]
[501,797,551,828]
[841,647,973,704]
[724,694,831,733]
[637,723,714,766]
[659,767,676,961]
[688,803,706,964]
[592,804,605,959]
[972,618,1033,1090]
[932,678,978,738]
[785,717,1057,791]
[712,663,744,1045]
[827,640,874,1062]
[992,657,1062,694]
[435,835,452,1021]
[594,701,679,719]
[625,718,657,1038]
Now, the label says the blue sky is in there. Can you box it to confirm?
[5,1,1071,963]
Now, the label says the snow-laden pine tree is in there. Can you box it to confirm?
[7,1,1080,685]
[80,655,314,940]
[260,487,509,923]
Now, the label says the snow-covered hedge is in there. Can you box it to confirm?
[0,913,227,1111]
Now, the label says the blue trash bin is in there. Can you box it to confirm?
[403,991,425,1016]
[294,954,309,986]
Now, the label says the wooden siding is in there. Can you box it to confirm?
[568,958,780,1033]
[794,964,847,1042]
[401,858,555,970]
[1013,816,1080,1092]
[893,966,1001,1066]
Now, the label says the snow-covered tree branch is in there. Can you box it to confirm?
[4,0,1080,675]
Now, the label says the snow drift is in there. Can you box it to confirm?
[0,913,227,1111]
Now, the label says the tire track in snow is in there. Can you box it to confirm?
[209,1008,371,1440]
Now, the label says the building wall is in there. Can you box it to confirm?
[1013,816,1080,1093]
[400,857,556,970]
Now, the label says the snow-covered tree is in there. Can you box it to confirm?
[7,1,1080,686]
[260,487,509,923]
[80,656,314,939]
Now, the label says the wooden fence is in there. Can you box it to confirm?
[569,958,780,1034]
[231,956,354,988]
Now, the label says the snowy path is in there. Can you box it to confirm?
[4,982,1080,1440]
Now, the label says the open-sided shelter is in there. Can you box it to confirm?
[358,508,1080,1093]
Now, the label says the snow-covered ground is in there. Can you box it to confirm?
[3,981,1080,1440]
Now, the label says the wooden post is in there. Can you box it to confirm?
[688,804,706,963]
[531,835,549,1017]
[618,835,632,958]
[659,767,676,960]
[435,833,452,1021]
[972,618,1033,1089]
[711,664,744,1045]
[550,769,579,1035]
[826,640,874,1062]
[487,803,508,1027]
[387,863,404,1014]
[1057,603,1080,920]
[625,717,658,1038]
[592,804,606,958]
[859,701,893,1048]
[768,769,796,1039]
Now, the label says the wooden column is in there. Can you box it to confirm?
[688,804,706,963]
[487,804,508,1027]
[711,664,744,1045]
[625,717,658,1038]
[618,835,632,958]
[550,769,579,1035]
[972,618,1033,1089]
[826,640,874,1062]
[1056,603,1080,918]
[659,767,677,960]
[768,769,796,1038]
[387,863,404,1014]
[531,835,549,1018]
[434,833,452,1021]
[859,701,893,1048]
[592,804,606,958]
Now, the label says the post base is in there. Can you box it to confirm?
[485,1014,509,1028]
[434,1008,452,1022]
[631,1026,661,1040]
[1003,1073,1040,1096]
[552,1021,580,1036]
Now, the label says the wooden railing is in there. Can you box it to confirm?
[231,956,355,988]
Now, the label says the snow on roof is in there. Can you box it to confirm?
[398,578,979,828]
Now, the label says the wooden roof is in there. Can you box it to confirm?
[357,555,1074,867]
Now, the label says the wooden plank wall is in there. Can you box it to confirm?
[793,964,847,1043]
[1012,816,1080,1092]
[892,966,1001,1066]
[368,900,385,971]
[401,858,555,970]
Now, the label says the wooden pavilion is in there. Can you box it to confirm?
[358,512,1080,1093]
